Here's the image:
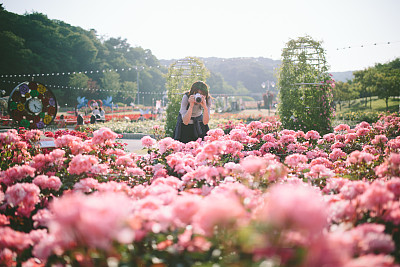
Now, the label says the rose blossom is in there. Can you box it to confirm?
[5,183,41,217]
[91,127,118,145]
[33,175,62,191]
[141,135,156,148]
[257,183,328,235]
[42,191,135,252]
[67,154,99,175]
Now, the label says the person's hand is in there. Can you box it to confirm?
[188,95,195,106]
[200,95,207,108]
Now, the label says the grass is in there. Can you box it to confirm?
[335,96,400,115]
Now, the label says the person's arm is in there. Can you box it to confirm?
[200,96,210,125]
[182,95,195,125]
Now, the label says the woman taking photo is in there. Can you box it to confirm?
[173,81,211,143]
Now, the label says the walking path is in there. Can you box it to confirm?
[1,127,150,155]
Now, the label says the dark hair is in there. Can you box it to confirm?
[188,81,210,105]
[60,115,64,119]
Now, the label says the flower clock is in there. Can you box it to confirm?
[7,81,58,129]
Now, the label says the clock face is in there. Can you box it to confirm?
[27,98,43,113]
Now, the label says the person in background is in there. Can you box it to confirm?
[77,113,84,125]
[173,81,211,143]
[58,114,66,128]
[98,107,106,122]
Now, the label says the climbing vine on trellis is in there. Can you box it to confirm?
[164,57,210,137]
[277,36,335,134]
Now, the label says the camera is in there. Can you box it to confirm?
[194,93,202,103]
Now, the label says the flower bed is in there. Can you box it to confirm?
[0,113,400,266]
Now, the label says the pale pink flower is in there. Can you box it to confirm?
[202,141,227,159]
[171,194,202,227]
[386,177,400,197]
[54,134,82,148]
[340,180,367,200]
[152,176,184,190]
[158,137,183,154]
[356,128,370,137]
[261,133,276,142]
[258,184,328,235]
[349,223,395,255]
[344,132,357,144]
[25,129,43,142]
[177,229,211,252]
[126,167,145,177]
[229,128,248,142]
[0,214,9,226]
[344,254,400,267]
[310,157,332,168]
[279,134,296,144]
[323,133,336,142]
[0,165,36,186]
[115,155,135,167]
[359,181,394,211]
[284,153,308,168]
[334,124,351,132]
[305,130,321,140]
[141,135,156,147]
[346,150,374,165]
[73,177,99,193]
[192,193,246,236]
[90,163,110,175]
[45,191,135,251]
[327,198,357,223]
[0,129,20,146]
[323,177,350,194]
[70,140,92,155]
[0,227,31,251]
[383,201,400,225]
[331,142,345,150]
[240,155,268,174]
[91,127,118,145]
[204,128,224,142]
[5,183,41,217]
[32,208,53,228]
[307,164,334,179]
[67,154,99,175]
[48,149,66,163]
[33,175,62,191]
[371,134,388,145]
[329,148,346,161]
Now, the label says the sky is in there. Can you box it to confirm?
[1,0,400,72]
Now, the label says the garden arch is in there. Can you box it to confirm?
[164,57,210,137]
[278,36,335,134]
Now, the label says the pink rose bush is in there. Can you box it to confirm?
[0,113,399,266]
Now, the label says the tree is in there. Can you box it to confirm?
[100,71,120,100]
[375,68,400,110]
[121,81,137,104]
[333,81,358,110]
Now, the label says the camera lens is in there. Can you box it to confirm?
[195,93,202,103]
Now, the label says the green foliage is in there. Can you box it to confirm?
[353,58,400,110]
[164,57,210,137]
[333,80,359,110]
[278,36,334,134]
[0,8,167,107]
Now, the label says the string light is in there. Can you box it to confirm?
[0,65,168,79]
[331,40,399,51]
